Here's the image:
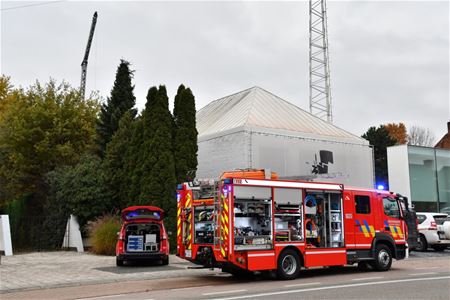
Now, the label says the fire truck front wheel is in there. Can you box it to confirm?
[371,244,392,271]
[277,249,301,280]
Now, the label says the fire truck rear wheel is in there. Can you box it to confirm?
[277,249,301,280]
[371,244,392,271]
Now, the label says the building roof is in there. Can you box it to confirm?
[197,86,368,145]
[434,121,450,149]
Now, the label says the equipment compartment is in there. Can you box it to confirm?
[125,223,160,253]
[233,186,273,250]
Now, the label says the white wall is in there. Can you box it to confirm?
[197,131,250,179]
[387,145,411,200]
[197,128,374,188]
[250,131,374,188]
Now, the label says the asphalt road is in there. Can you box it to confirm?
[4,254,450,300]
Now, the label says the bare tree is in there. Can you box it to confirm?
[408,125,435,146]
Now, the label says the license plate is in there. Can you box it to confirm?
[185,250,192,258]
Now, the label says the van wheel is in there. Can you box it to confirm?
[371,244,392,271]
[277,249,301,280]
[162,256,169,266]
[416,235,427,252]
[116,257,124,267]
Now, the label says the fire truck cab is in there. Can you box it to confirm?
[177,171,407,280]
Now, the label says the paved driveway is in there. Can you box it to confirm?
[0,252,218,293]
[1,249,448,294]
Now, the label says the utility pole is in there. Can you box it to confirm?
[80,11,98,100]
[309,0,332,123]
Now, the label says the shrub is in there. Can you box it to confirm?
[88,214,121,255]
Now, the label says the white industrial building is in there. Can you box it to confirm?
[196,87,374,188]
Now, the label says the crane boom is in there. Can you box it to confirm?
[80,11,98,100]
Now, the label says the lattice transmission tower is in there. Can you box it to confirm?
[309,0,332,123]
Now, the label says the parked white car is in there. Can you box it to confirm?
[416,212,450,251]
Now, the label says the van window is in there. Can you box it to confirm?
[355,195,371,214]
[383,197,400,218]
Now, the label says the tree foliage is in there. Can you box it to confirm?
[362,125,396,189]
[96,60,136,156]
[408,125,435,147]
[139,86,177,245]
[173,84,198,182]
[0,78,99,204]
[384,123,407,145]
[103,111,135,209]
[46,155,112,228]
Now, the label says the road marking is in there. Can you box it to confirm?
[171,285,212,291]
[284,282,321,287]
[210,276,450,300]
[408,272,437,276]
[351,276,384,281]
[170,287,195,291]
[76,295,128,300]
[203,289,247,296]
[414,267,439,270]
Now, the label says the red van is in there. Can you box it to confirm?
[116,206,169,266]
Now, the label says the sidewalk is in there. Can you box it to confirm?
[0,251,219,293]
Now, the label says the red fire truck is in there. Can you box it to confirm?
[177,171,408,280]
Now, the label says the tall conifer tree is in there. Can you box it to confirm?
[173,85,198,182]
[139,86,176,237]
[103,111,134,209]
[96,59,136,156]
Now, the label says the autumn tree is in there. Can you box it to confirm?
[384,123,407,145]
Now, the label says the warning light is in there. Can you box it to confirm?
[377,184,385,190]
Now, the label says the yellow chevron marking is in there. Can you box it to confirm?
[223,225,229,235]
[224,201,228,212]
[177,228,181,235]
[223,213,228,223]
[221,214,225,224]
[361,225,370,238]
[369,225,375,237]
[221,248,226,257]
[389,226,398,238]
[396,226,404,238]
